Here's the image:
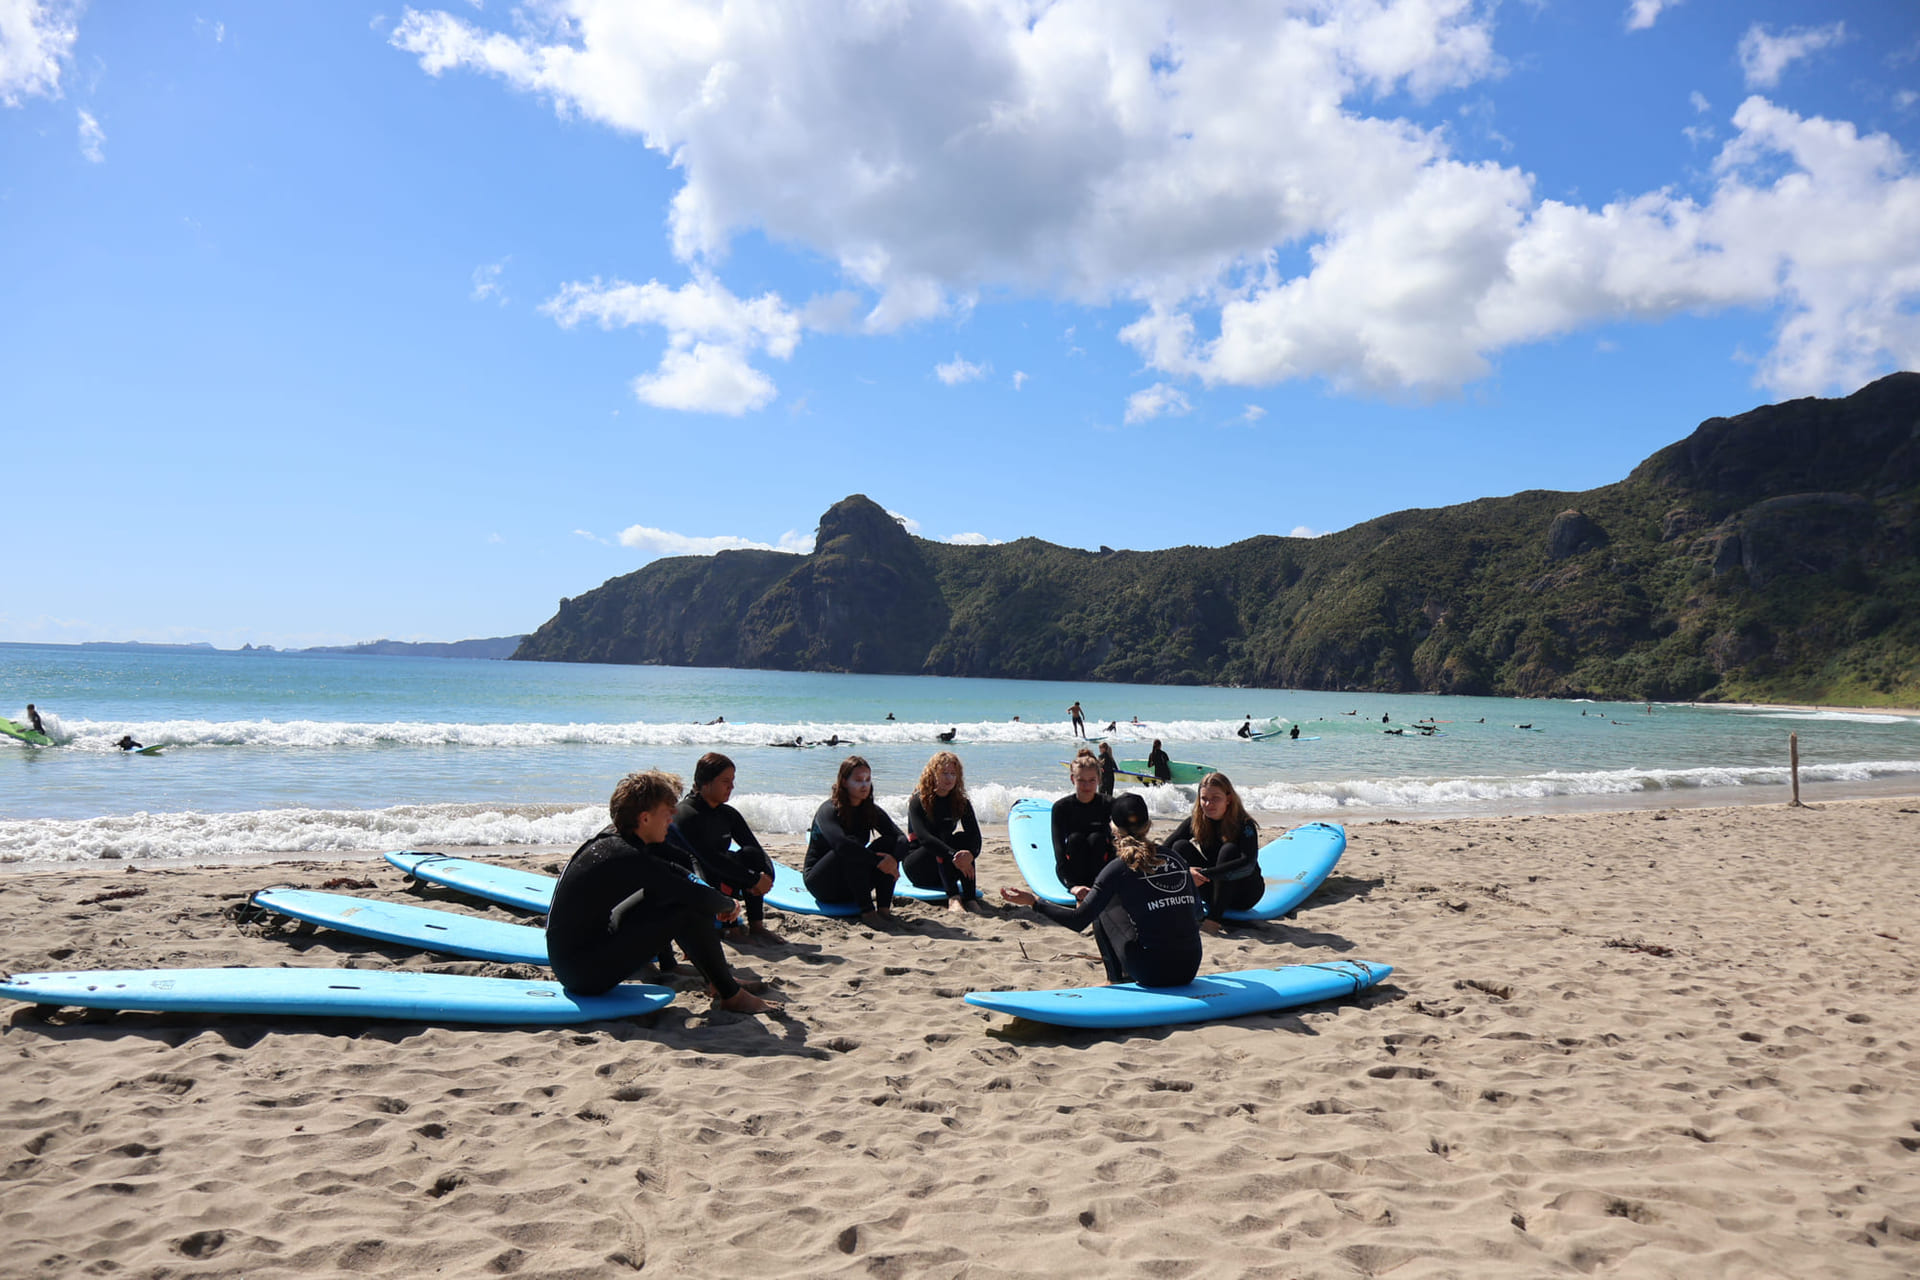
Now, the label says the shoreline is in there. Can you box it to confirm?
[4,797,1917,1275]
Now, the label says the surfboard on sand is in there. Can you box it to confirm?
[1226,822,1347,922]
[249,887,550,964]
[0,967,673,1025]
[387,850,556,913]
[963,959,1391,1029]
[1,718,51,746]
[1007,796,1076,905]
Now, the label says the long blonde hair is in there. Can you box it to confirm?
[1191,771,1250,846]
[1115,832,1169,874]
[915,750,968,811]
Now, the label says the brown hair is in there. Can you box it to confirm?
[610,769,684,836]
[830,755,873,820]
[1068,747,1100,786]
[689,751,735,798]
[915,750,967,812]
[1191,771,1250,847]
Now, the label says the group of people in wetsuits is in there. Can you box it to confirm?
[544,743,1263,1015]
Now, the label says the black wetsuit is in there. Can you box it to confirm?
[1050,791,1114,889]
[1165,814,1263,920]
[1237,721,1252,738]
[904,791,983,901]
[803,799,908,911]
[1097,751,1116,798]
[27,708,45,735]
[545,825,741,997]
[674,795,776,927]
[1147,747,1172,783]
[1289,725,1300,739]
[1031,847,1202,986]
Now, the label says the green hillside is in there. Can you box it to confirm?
[515,374,1920,704]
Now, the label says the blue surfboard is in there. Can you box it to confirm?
[250,887,549,964]
[963,959,1391,1029]
[0,968,673,1025]
[1007,796,1076,905]
[386,850,555,912]
[1225,821,1347,923]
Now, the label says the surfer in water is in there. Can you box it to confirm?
[804,756,909,925]
[1051,749,1114,891]
[1096,741,1118,798]
[904,750,983,913]
[1164,772,1261,933]
[545,769,772,1014]
[1147,739,1172,784]
[1068,701,1086,739]
[1289,724,1300,740]
[1237,717,1252,738]
[675,753,781,943]
[1002,791,1202,988]
[113,735,143,751]
[936,728,958,743]
[27,704,46,736]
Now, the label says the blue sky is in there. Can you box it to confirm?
[3,0,1916,649]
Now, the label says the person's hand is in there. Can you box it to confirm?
[717,899,742,923]
[752,872,774,897]
[877,855,900,878]
[954,851,976,879]
[999,886,1036,906]
[1190,869,1210,886]
[1071,885,1093,905]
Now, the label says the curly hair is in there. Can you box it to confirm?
[829,754,873,820]
[1191,771,1251,847]
[610,769,684,837]
[914,750,967,812]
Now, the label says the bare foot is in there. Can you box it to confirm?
[1200,918,1228,935]
[715,988,774,1014]
[947,897,966,914]
[860,910,890,928]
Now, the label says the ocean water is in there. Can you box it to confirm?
[3,644,1917,864]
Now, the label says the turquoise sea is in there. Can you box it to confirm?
[4,644,1917,865]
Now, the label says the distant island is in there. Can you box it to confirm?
[300,637,526,660]
[513,373,1920,706]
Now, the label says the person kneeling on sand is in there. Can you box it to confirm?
[1001,792,1202,988]
[546,769,772,1014]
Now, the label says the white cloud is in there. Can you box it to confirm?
[1011,370,1028,390]
[1241,404,1267,423]
[1125,382,1191,424]
[486,532,504,544]
[0,0,78,106]
[543,273,799,414]
[471,258,508,303]
[394,2,1919,401]
[1625,0,1679,33]
[75,105,101,161]
[885,509,922,533]
[616,523,812,559]
[1690,91,1710,114]
[934,353,988,385]
[945,531,1002,545]
[1739,22,1846,90]
[573,528,607,544]
[1290,525,1325,538]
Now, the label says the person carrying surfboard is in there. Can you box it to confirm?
[1000,791,1203,988]
[545,769,772,1014]
[1051,749,1115,891]
[903,750,983,913]
[675,752,782,944]
[803,756,909,925]
[1163,772,1262,933]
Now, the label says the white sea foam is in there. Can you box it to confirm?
[1753,711,1912,725]
[44,717,1269,752]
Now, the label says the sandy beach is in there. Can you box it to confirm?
[4,798,1919,1278]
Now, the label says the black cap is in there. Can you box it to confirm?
[1110,791,1150,834]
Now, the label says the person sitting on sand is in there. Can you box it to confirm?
[1001,792,1202,988]
[545,769,771,1013]
[1147,739,1172,784]
[804,755,909,924]
[114,735,143,751]
[1097,741,1118,797]
[904,750,983,913]
[1163,771,1260,934]
[1051,749,1115,891]
[675,752,781,943]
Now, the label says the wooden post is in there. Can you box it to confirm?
[1789,732,1802,807]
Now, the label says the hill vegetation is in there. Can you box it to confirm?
[515,374,1920,704]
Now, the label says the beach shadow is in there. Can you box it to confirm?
[1300,874,1384,910]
